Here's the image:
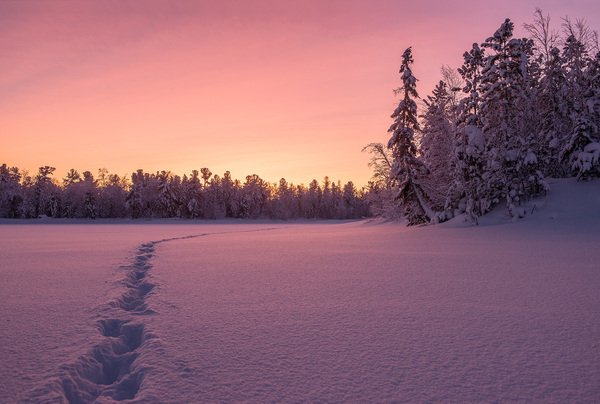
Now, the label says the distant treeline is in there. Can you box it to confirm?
[0,165,374,220]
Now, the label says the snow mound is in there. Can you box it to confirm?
[443,178,600,227]
[531,178,600,221]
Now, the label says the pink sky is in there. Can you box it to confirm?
[1,0,599,187]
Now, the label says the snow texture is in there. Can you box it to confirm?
[1,179,599,403]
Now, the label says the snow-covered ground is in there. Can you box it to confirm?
[1,179,599,403]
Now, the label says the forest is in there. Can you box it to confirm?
[372,10,600,224]
[0,165,371,220]
[1,10,599,223]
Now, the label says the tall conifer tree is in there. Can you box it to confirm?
[387,47,438,225]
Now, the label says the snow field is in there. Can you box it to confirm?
[140,219,599,402]
[0,179,598,402]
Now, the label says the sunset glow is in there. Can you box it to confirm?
[2,0,599,186]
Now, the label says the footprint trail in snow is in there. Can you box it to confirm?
[24,228,281,403]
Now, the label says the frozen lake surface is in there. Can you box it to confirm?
[1,180,599,403]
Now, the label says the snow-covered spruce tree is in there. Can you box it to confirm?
[61,169,80,218]
[419,80,454,205]
[523,9,569,178]
[455,43,485,129]
[184,170,203,218]
[33,166,59,218]
[561,36,600,179]
[535,46,572,177]
[387,47,439,225]
[81,171,97,219]
[447,42,488,222]
[574,51,600,178]
[320,176,333,219]
[241,174,270,218]
[272,178,292,220]
[0,164,23,218]
[199,167,218,219]
[157,170,179,217]
[125,169,145,219]
[206,174,227,220]
[479,19,547,218]
[219,171,240,218]
[97,173,127,218]
[341,181,359,219]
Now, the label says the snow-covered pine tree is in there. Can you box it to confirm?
[574,51,600,178]
[561,36,600,179]
[185,170,203,218]
[455,43,485,129]
[157,171,179,217]
[305,179,321,219]
[205,174,226,220]
[319,176,333,219]
[241,174,269,218]
[98,173,126,218]
[419,80,454,205]
[342,181,358,219]
[60,169,80,218]
[446,43,489,222]
[536,46,571,177]
[125,169,145,219]
[521,9,557,171]
[387,47,439,225]
[479,19,547,218]
[0,164,23,218]
[219,171,240,218]
[272,178,292,220]
[82,171,97,219]
[33,166,58,218]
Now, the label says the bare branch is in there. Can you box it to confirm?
[523,8,559,62]
[561,15,599,53]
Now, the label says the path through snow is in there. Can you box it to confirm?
[19,227,286,403]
